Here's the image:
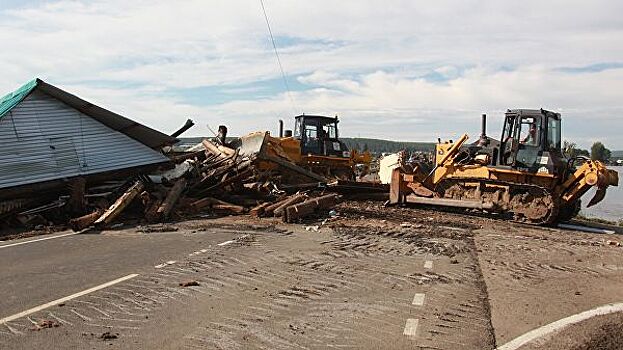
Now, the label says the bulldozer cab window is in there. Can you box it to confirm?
[305,124,318,140]
[323,123,337,140]
[547,117,561,151]
[519,117,539,146]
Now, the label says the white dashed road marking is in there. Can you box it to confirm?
[412,293,425,306]
[217,240,235,247]
[424,260,433,269]
[403,318,419,337]
[0,274,139,325]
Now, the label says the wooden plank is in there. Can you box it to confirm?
[263,193,305,217]
[94,180,145,227]
[284,194,340,223]
[157,179,187,219]
[69,209,103,231]
[249,202,271,218]
[190,197,245,214]
[273,194,307,217]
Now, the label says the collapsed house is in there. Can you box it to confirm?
[0,79,385,232]
[0,78,176,226]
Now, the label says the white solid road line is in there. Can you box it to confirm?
[0,274,139,325]
[412,293,425,306]
[0,232,79,249]
[424,260,433,269]
[403,318,419,337]
[496,302,623,350]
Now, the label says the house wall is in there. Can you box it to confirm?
[0,90,168,189]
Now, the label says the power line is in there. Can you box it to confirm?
[259,0,298,114]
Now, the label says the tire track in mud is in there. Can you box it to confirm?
[0,227,286,344]
[4,220,496,350]
[176,222,495,350]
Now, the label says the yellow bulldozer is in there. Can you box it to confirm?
[389,109,618,225]
[231,115,372,181]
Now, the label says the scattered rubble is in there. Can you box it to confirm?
[99,331,119,340]
[1,136,388,236]
[179,280,200,287]
[29,319,61,331]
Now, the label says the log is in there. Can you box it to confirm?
[157,178,187,219]
[273,194,308,217]
[190,197,245,214]
[249,202,271,218]
[202,139,227,157]
[284,194,340,223]
[202,140,236,158]
[69,209,103,231]
[263,193,306,217]
[94,180,145,227]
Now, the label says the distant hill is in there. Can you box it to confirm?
[341,138,435,154]
[612,150,623,158]
[177,136,434,154]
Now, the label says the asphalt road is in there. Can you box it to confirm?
[0,226,238,320]
[1,204,623,350]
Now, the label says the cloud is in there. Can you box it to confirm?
[0,0,622,148]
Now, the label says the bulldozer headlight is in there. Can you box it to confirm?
[342,151,351,158]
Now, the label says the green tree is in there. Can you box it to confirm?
[563,140,590,158]
[590,142,611,162]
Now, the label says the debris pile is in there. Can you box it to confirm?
[0,136,381,232]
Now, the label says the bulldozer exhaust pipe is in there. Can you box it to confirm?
[279,119,284,138]
[477,114,488,146]
[481,114,487,138]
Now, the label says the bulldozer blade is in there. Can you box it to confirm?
[232,131,269,158]
[606,169,619,187]
[587,187,607,208]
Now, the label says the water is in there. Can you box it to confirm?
[581,167,623,223]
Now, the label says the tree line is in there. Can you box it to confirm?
[563,140,614,162]
[342,138,435,154]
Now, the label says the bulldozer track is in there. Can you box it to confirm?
[438,177,560,225]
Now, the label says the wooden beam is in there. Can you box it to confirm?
[69,209,103,231]
[263,193,306,217]
[157,178,187,219]
[94,180,144,227]
[284,194,340,223]
[190,197,245,214]
[249,202,271,218]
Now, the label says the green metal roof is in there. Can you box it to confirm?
[0,78,39,120]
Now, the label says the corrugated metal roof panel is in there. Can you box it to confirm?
[0,91,170,189]
[0,78,177,149]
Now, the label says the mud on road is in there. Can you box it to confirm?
[4,201,623,350]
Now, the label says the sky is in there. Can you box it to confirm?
[0,0,622,149]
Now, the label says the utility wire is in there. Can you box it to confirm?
[259,0,298,114]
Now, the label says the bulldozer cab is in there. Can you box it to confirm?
[499,109,563,174]
[293,115,349,158]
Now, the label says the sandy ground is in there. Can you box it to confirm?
[2,201,623,349]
